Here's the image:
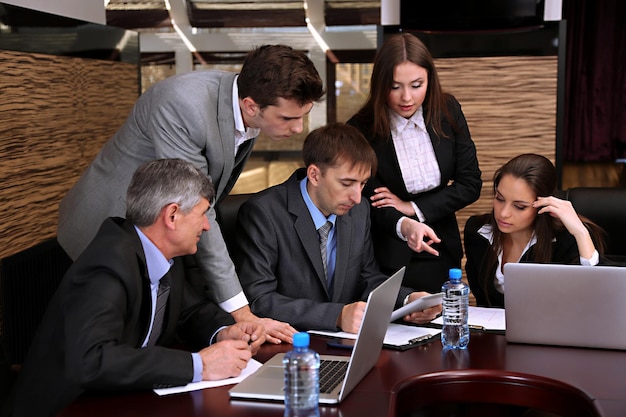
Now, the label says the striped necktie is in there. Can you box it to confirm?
[147,274,171,346]
[318,221,333,284]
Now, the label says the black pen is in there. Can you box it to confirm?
[409,335,432,344]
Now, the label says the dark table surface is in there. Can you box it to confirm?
[57,331,626,417]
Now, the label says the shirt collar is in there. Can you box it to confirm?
[232,75,260,148]
[477,224,495,244]
[477,223,539,251]
[134,226,173,286]
[299,177,337,229]
[389,106,427,135]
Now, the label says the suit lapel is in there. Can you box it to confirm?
[127,219,181,347]
[287,172,332,298]
[218,139,255,204]
[212,73,238,201]
[124,222,155,346]
[377,139,411,198]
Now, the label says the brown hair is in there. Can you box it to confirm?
[352,33,452,141]
[477,154,606,305]
[489,154,559,264]
[479,154,606,298]
[237,44,325,108]
[302,123,378,176]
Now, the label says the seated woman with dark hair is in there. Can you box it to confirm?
[464,153,606,308]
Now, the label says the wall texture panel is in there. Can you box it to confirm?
[0,49,138,259]
[434,55,558,233]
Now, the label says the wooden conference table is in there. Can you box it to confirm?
[57,331,626,417]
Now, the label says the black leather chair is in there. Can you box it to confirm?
[0,238,72,366]
[183,193,253,297]
[0,238,72,404]
[565,187,626,265]
[215,193,254,262]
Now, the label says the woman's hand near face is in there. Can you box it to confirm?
[533,196,596,259]
[533,196,585,234]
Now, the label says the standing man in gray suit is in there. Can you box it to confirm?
[236,123,442,333]
[57,44,325,344]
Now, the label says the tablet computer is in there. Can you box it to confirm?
[390,292,443,322]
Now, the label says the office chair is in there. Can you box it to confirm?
[389,369,601,417]
[0,238,72,366]
[215,193,254,261]
[183,193,253,296]
[565,187,626,266]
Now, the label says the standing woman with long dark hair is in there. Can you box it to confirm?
[348,33,482,293]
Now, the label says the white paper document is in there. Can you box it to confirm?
[431,306,506,331]
[154,358,263,396]
[310,323,441,347]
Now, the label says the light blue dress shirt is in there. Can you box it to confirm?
[135,227,203,382]
[300,178,337,288]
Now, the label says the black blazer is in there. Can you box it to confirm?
[9,218,234,417]
[348,95,482,272]
[464,215,583,308]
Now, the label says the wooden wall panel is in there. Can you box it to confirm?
[434,55,558,237]
[0,50,138,259]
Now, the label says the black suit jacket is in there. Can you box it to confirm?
[235,169,413,331]
[348,95,482,273]
[464,215,582,307]
[8,218,234,417]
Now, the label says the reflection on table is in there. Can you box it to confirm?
[58,332,626,417]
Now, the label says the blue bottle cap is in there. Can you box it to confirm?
[449,268,462,280]
[293,332,310,348]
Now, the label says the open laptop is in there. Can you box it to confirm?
[228,267,405,404]
[504,263,626,350]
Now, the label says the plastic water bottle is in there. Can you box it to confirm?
[283,332,320,417]
[441,268,470,349]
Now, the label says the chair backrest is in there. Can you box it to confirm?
[182,193,253,298]
[215,193,253,262]
[389,369,602,417]
[0,238,72,365]
[565,187,626,265]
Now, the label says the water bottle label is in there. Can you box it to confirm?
[443,291,465,325]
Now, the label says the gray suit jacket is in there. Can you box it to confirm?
[57,71,253,305]
[236,169,412,331]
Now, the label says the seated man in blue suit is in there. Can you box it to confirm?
[6,159,265,417]
[236,123,442,333]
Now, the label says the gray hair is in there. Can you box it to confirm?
[126,159,215,227]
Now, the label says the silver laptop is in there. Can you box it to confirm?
[228,267,405,404]
[505,263,626,350]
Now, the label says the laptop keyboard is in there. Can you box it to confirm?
[319,359,349,394]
